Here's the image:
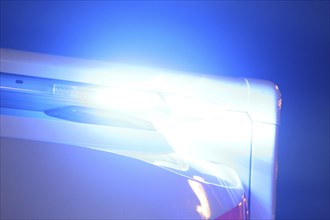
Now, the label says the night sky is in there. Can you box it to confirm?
[1,1,329,219]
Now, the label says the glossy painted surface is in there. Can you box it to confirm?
[1,137,245,219]
[216,197,248,220]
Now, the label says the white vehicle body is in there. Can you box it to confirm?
[0,48,281,219]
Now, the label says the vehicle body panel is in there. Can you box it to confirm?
[0,48,281,219]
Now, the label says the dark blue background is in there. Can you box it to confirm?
[1,1,329,219]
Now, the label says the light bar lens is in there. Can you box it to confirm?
[0,72,231,128]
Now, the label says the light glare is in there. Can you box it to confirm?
[90,88,165,113]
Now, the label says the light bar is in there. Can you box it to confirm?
[0,72,232,127]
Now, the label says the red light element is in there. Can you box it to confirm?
[216,196,248,220]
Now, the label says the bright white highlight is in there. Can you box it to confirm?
[91,88,165,113]
[163,95,227,119]
[188,179,211,220]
